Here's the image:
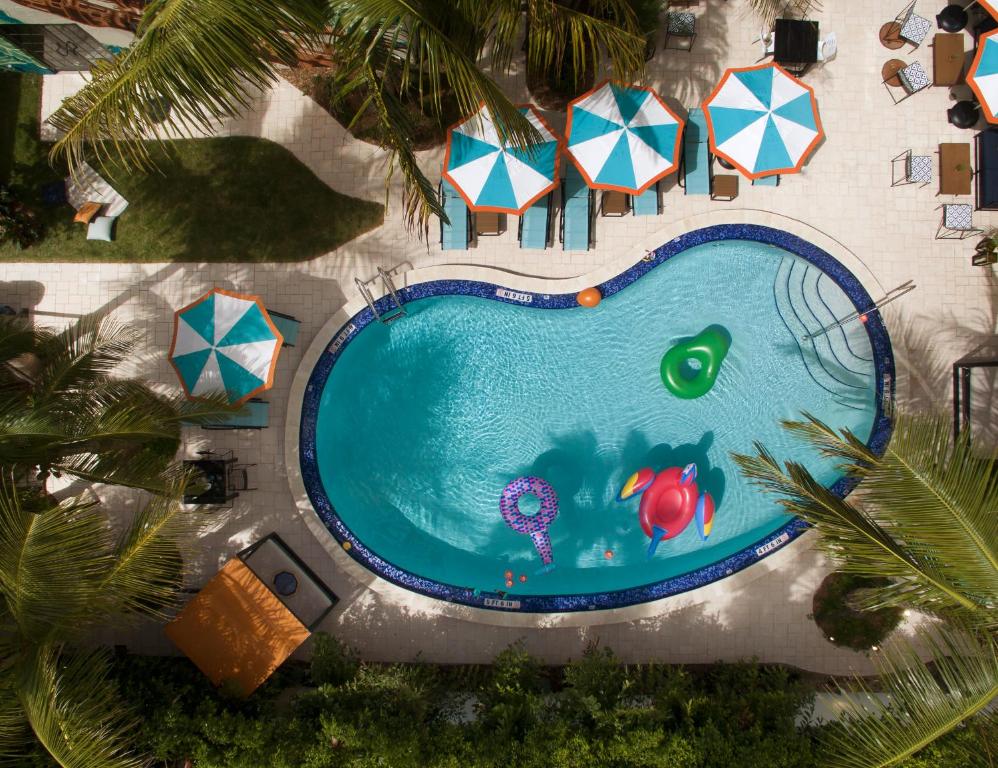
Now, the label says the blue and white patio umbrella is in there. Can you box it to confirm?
[443,104,560,214]
[969,29,998,123]
[169,288,283,406]
[565,80,684,193]
[702,63,824,179]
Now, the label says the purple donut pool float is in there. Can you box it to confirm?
[499,476,558,569]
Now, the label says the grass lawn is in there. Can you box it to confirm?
[0,73,384,262]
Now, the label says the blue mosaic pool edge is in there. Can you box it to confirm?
[299,224,896,613]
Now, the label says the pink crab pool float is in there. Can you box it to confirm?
[618,463,715,558]
[499,476,558,573]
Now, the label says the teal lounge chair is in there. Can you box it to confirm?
[752,175,780,187]
[681,108,710,196]
[560,166,593,251]
[518,193,552,249]
[439,180,472,250]
[198,399,270,430]
[633,181,661,216]
[267,310,300,347]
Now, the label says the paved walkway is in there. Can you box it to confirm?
[5,0,996,674]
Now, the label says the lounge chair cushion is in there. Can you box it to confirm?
[74,200,102,224]
[86,216,116,241]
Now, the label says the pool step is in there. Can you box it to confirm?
[773,257,873,410]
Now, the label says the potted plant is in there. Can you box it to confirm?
[973,228,998,266]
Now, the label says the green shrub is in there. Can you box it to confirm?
[563,643,630,710]
[309,632,360,687]
[0,185,41,249]
[477,642,546,739]
[112,646,835,768]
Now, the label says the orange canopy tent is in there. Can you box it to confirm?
[165,558,310,696]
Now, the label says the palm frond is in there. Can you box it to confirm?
[0,669,30,764]
[0,401,67,470]
[523,0,645,85]
[745,0,815,26]
[34,315,137,401]
[834,413,997,610]
[0,480,111,644]
[0,317,50,391]
[17,645,141,768]
[49,0,324,174]
[820,628,998,768]
[330,0,535,149]
[732,443,984,618]
[358,61,443,233]
[753,411,998,620]
[481,0,646,86]
[93,473,202,620]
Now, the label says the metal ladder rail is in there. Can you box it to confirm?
[354,268,407,325]
[802,280,916,342]
[377,267,407,323]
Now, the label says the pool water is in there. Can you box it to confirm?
[306,236,887,608]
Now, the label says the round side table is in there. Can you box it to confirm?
[882,59,906,87]
[879,21,904,50]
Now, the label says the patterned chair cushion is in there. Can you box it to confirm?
[907,154,932,183]
[899,61,930,93]
[667,12,696,35]
[900,12,931,45]
[944,204,973,230]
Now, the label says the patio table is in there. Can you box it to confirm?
[183,457,238,505]
[774,18,819,76]
[939,142,972,196]
[933,33,965,86]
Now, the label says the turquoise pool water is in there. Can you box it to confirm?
[310,239,880,602]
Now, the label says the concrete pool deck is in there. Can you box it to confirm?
[3,0,995,674]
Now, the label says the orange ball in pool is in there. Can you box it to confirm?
[577,287,602,308]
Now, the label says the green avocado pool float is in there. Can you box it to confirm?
[661,325,731,399]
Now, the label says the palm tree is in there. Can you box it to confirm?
[747,0,824,26]
[0,313,229,498]
[0,472,204,767]
[47,0,647,233]
[733,410,998,768]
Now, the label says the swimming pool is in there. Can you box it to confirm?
[299,224,894,612]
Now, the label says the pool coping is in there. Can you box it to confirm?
[285,209,895,628]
